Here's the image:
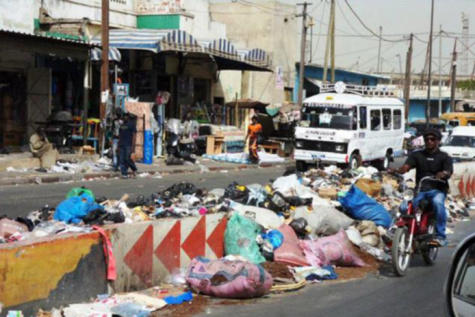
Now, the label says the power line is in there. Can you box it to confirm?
[343,0,407,43]
[311,0,327,61]
[335,0,366,38]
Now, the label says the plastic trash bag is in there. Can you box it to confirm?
[54,194,104,224]
[289,218,309,237]
[273,224,309,267]
[246,184,268,206]
[66,187,95,201]
[111,303,150,317]
[186,257,273,299]
[224,213,265,264]
[293,205,354,236]
[300,230,365,267]
[338,185,392,228]
[166,268,187,286]
[224,182,250,204]
[260,229,284,250]
[229,201,284,229]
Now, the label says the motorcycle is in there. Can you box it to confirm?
[165,118,197,165]
[391,175,445,276]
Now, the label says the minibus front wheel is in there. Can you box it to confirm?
[349,153,361,169]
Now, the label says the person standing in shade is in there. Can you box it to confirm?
[118,112,138,179]
[245,115,263,164]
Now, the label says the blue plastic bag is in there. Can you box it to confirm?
[143,130,153,165]
[338,185,392,228]
[54,193,104,224]
[261,229,284,250]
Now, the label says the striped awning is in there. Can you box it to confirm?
[239,48,271,68]
[90,47,122,62]
[206,38,239,59]
[90,29,203,54]
[89,29,272,71]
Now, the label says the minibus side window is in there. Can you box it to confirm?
[359,106,367,130]
[383,109,392,130]
[370,110,381,131]
[393,109,402,129]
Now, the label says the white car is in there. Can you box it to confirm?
[445,233,475,316]
[441,126,475,161]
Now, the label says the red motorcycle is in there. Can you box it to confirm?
[391,176,444,276]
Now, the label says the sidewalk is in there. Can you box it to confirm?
[0,156,295,186]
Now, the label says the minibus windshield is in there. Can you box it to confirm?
[301,105,356,130]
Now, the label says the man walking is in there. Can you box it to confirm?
[118,112,138,179]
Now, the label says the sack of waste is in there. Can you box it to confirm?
[186,257,273,299]
[229,201,284,229]
[300,230,365,267]
[54,193,104,224]
[294,205,354,236]
[225,213,266,264]
[338,185,392,228]
[274,224,310,267]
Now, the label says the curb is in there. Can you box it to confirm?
[0,161,295,187]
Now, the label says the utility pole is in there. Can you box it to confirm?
[330,0,335,82]
[322,1,333,83]
[100,0,109,123]
[450,40,458,112]
[438,26,443,117]
[297,2,312,107]
[404,34,413,120]
[471,61,475,81]
[426,0,434,127]
[377,26,382,73]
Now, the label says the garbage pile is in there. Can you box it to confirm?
[5,157,112,174]
[1,165,473,315]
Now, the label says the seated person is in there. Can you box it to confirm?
[29,127,59,169]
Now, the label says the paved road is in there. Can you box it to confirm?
[0,158,406,218]
[200,217,474,317]
[0,166,290,218]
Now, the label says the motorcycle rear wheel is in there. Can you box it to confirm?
[422,221,438,265]
[391,227,411,276]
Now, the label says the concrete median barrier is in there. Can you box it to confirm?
[0,214,227,315]
[449,162,475,199]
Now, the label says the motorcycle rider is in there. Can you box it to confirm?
[388,129,453,247]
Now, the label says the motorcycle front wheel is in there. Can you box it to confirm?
[422,221,438,265]
[391,227,411,277]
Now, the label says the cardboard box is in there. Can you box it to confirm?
[317,187,338,200]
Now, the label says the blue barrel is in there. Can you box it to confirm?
[143,130,153,164]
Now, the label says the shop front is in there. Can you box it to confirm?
[0,30,96,151]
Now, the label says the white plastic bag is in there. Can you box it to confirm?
[294,205,354,236]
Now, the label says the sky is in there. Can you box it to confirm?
[210,0,475,77]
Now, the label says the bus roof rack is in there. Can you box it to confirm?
[320,82,396,97]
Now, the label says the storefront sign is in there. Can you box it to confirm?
[275,66,284,91]
[137,0,184,14]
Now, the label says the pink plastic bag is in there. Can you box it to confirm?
[186,257,273,299]
[300,230,365,267]
[274,224,309,267]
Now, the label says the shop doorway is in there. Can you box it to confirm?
[27,68,51,137]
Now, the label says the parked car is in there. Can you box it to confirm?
[444,233,475,316]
